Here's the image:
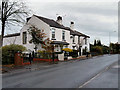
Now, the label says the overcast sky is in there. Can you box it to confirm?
[3,0,118,46]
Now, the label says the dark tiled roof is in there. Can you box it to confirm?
[33,15,71,31]
[71,30,90,38]
[4,33,20,38]
[28,15,90,38]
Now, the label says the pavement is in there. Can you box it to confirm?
[2,54,119,88]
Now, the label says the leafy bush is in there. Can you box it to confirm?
[36,50,51,59]
[90,44,109,55]
[69,50,78,58]
[2,44,26,65]
[102,46,109,54]
[92,46,103,55]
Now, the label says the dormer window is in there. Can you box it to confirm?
[62,31,65,41]
[52,28,55,39]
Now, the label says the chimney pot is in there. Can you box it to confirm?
[70,21,74,30]
[71,22,74,24]
[56,16,62,25]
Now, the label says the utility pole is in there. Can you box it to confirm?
[109,31,116,54]
[109,32,111,55]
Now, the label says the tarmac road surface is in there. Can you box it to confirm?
[2,54,119,88]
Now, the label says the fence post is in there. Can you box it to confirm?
[14,52,22,66]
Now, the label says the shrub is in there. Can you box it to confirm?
[92,46,103,55]
[69,50,78,58]
[2,44,26,65]
[37,50,52,59]
[102,46,109,54]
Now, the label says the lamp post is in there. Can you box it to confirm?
[109,31,116,54]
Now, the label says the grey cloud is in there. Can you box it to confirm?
[27,2,118,45]
[2,1,117,46]
[34,2,117,16]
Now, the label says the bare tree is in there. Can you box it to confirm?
[0,0,31,46]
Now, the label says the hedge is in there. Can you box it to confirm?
[2,44,26,65]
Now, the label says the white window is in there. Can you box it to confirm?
[52,28,55,39]
[62,31,65,40]
[78,36,80,44]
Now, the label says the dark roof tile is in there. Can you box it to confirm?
[4,33,20,38]
[34,15,70,31]
[28,15,90,38]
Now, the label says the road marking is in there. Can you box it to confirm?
[79,61,118,88]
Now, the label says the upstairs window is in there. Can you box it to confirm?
[78,36,80,44]
[62,31,65,40]
[23,32,27,44]
[52,28,55,39]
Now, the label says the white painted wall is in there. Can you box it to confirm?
[27,16,50,39]
[69,35,73,49]
[69,35,80,50]
[81,37,90,55]
[68,34,90,56]
[3,36,21,46]
[19,15,51,51]
[50,27,71,51]
[50,27,70,43]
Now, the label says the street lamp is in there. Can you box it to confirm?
[109,31,116,54]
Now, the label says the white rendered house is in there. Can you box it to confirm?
[3,15,90,56]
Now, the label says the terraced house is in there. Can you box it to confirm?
[3,15,90,56]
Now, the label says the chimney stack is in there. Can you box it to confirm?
[70,21,74,30]
[56,16,62,25]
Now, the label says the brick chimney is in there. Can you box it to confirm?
[56,16,62,25]
[70,22,74,30]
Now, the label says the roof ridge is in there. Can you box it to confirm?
[32,15,90,38]
[33,14,55,22]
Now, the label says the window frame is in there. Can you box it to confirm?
[51,28,55,39]
[78,36,80,44]
[23,32,27,44]
[62,30,65,41]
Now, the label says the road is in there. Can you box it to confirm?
[3,54,119,88]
